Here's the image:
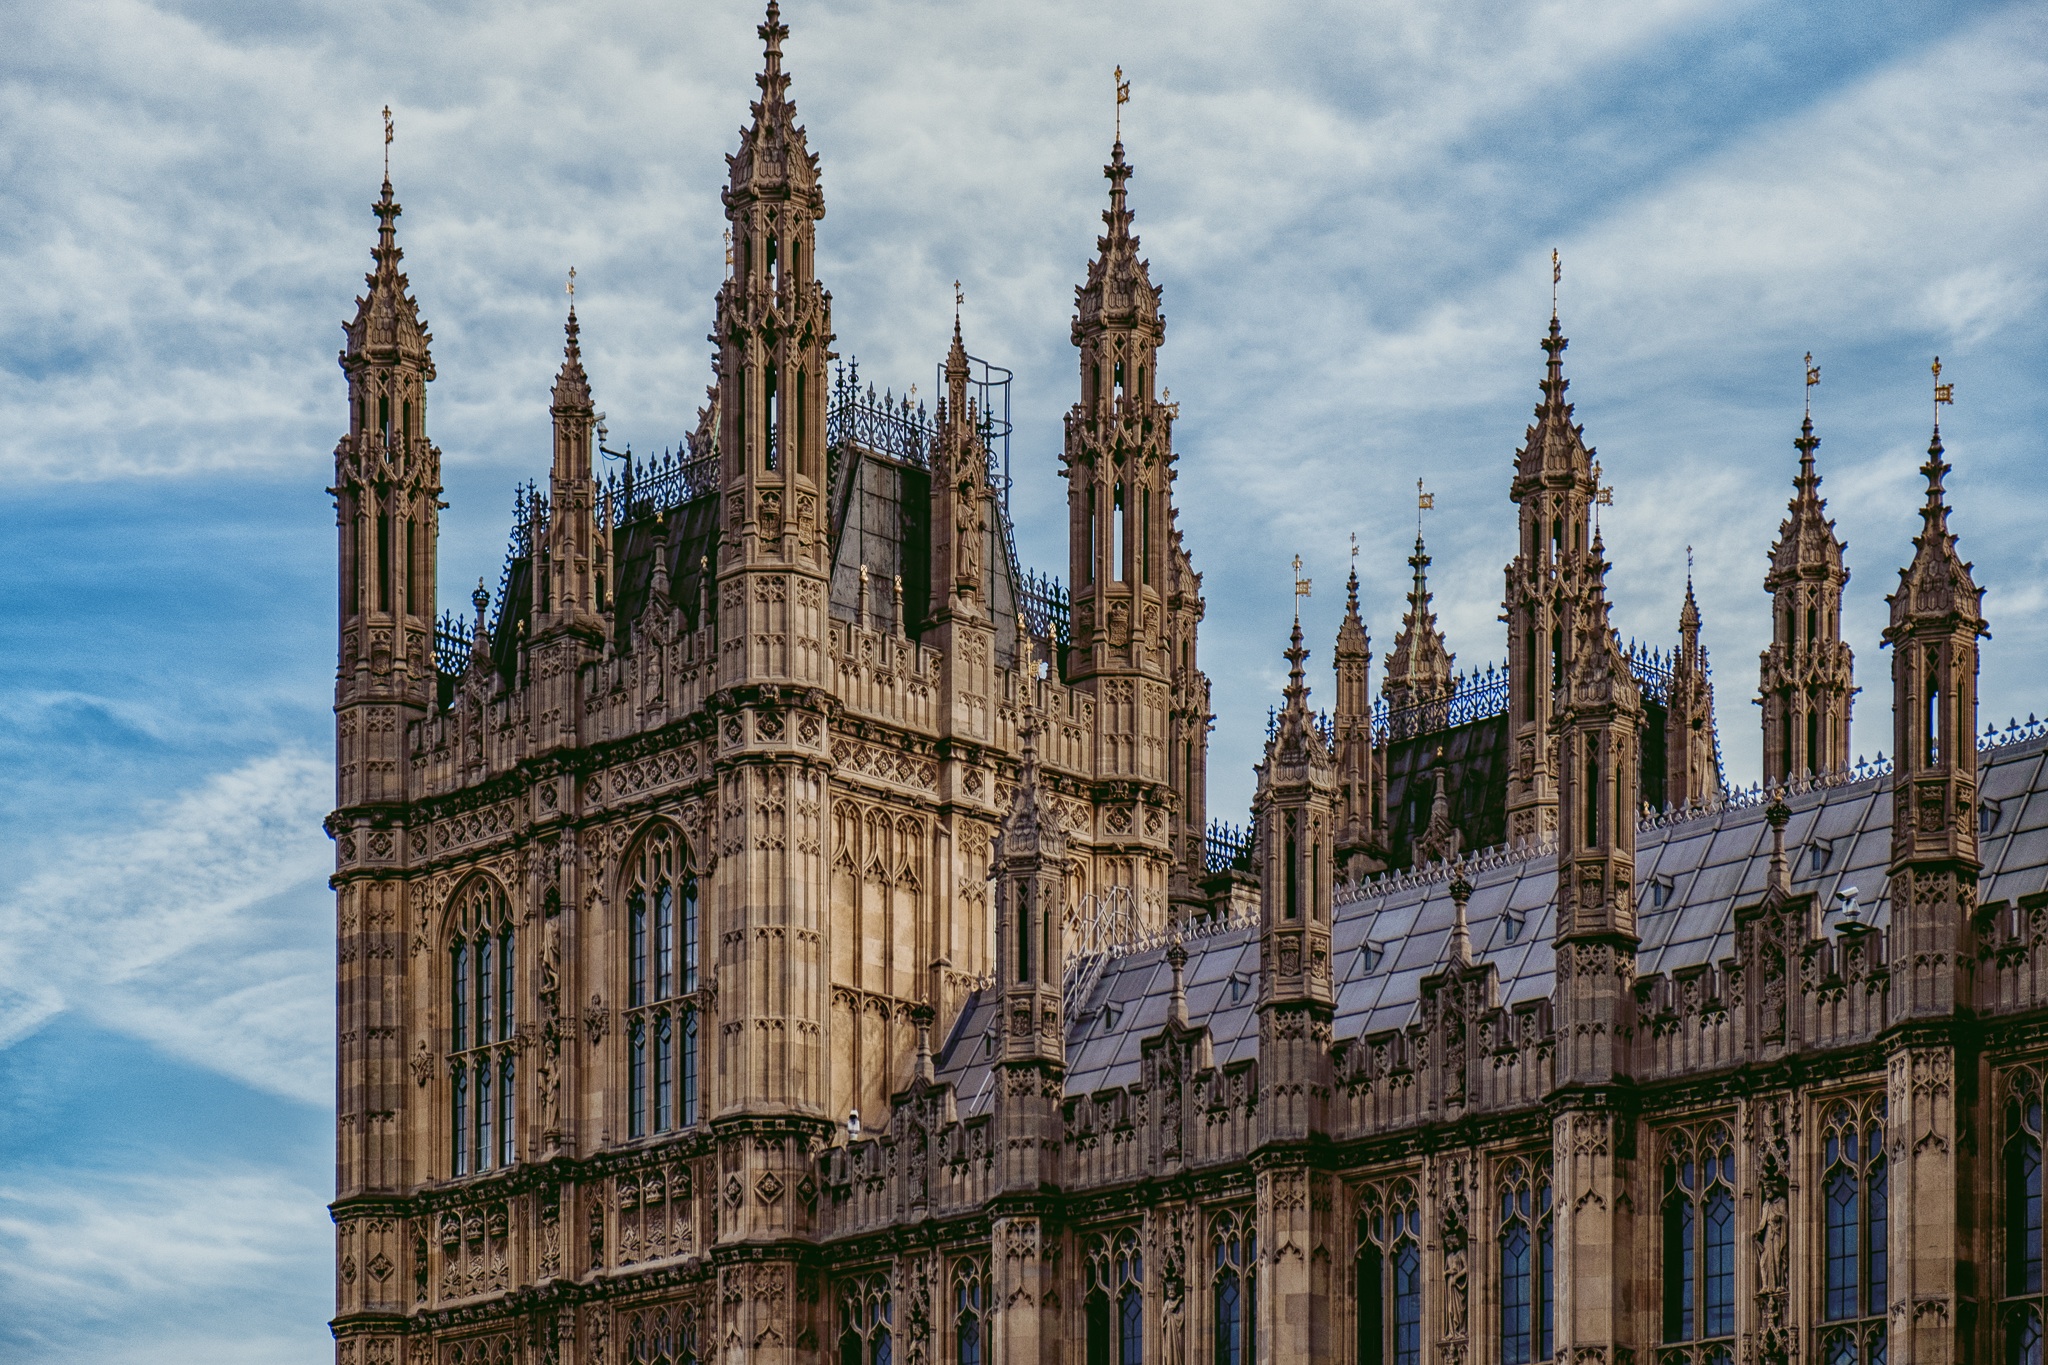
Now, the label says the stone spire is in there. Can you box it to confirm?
[532,289,602,646]
[1760,389,1854,784]
[1504,291,1601,848]
[1664,565,1722,809]
[1383,528,1456,732]
[1333,557,1385,876]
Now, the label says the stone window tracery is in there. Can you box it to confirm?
[2004,1072,2045,1362]
[625,825,701,1140]
[1357,1180,1423,1365]
[624,1304,699,1365]
[447,878,516,1178]
[952,1257,986,1365]
[1819,1095,1886,1365]
[1497,1156,1552,1365]
[1085,1228,1144,1365]
[838,1272,893,1365]
[1211,1208,1256,1365]
[1660,1122,1735,1364]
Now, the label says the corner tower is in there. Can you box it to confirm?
[704,9,837,1355]
[1061,132,1190,929]
[1760,392,1855,784]
[1504,299,1601,848]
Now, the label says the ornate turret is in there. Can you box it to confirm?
[1383,527,1455,733]
[1504,280,1602,848]
[1761,372,1855,783]
[1252,614,1338,1362]
[1880,363,1988,1365]
[333,145,441,804]
[1333,559,1385,875]
[1664,569,1722,809]
[1060,120,1188,935]
[1883,377,1988,1016]
[1552,533,1644,1075]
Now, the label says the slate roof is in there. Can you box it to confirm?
[935,729,2048,1110]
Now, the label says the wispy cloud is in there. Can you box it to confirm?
[0,748,333,1101]
[0,1164,330,1364]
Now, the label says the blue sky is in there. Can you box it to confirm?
[3,0,2046,1357]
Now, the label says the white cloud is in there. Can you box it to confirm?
[0,1164,330,1364]
[0,748,334,1101]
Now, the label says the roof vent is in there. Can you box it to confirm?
[1807,839,1835,875]
[1645,877,1675,910]
[1981,799,2002,836]
[1227,973,1250,1003]
[1102,1003,1125,1031]
[1359,942,1386,972]
[1501,910,1527,943]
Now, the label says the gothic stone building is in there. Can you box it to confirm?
[328,8,2048,1365]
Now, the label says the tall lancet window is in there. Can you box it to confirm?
[1661,1123,1736,1363]
[1925,649,1943,767]
[624,825,701,1139]
[953,1258,987,1365]
[447,879,516,1177]
[1211,1209,1257,1365]
[765,362,779,473]
[1820,1097,1888,1365]
[838,1273,893,1365]
[1113,481,1126,582]
[1085,1229,1144,1365]
[2004,1075,2045,1364]
[1357,1181,1423,1365]
[1499,1157,1554,1364]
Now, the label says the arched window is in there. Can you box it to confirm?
[447,879,516,1177]
[1584,742,1601,849]
[1499,1157,1553,1365]
[838,1273,893,1365]
[1085,1229,1144,1365]
[1211,1209,1256,1365]
[1112,481,1127,582]
[1817,1098,1887,1364]
[1662,1123,1736,1358]
[1358,1182,1423,1365]
[1926,648,1943,767]
[625,826,701,1139]
[2005,1077,2045,1363]
[625,1304,698,1365]
[765,362,780,472]
[953,1258,986,1365]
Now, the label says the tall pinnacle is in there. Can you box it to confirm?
[1284,617,1309,711]
[727,0,820,212]
[344,170,432,375]
[552,291,590,411]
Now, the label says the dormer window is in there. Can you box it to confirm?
[1981,799,2001,836]
[1501,910,1527,943]
[1227,973,1250,1003]
[1359,942,1385,972]
[1809,839,1834,875]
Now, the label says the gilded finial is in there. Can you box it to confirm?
[1416,477,1434,538]
[1292,553,1312,622]
[566,266,576,305]
[1804,351,1820,418]
[382,105,393,180]
[724,228,733,275]
[1933,355,1955,431]
[1550,248,1560,319]
[1350,530,1359,566]
[1114,65,1130,139]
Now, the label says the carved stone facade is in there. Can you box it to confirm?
[331,9,2040,1365]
